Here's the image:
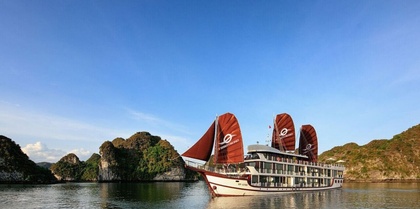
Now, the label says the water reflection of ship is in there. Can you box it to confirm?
[206,189,342,209]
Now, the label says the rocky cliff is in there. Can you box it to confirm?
[98,141,120,181]
[49,132,190,182]
[153,167,186,181]
[50,153,100,181]
[50,153,81,181]
[0,135,56,183]
[98,132,195,181]
[319,124,420,182]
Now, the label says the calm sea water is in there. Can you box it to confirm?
[1,181,419,209]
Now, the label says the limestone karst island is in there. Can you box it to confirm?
[1,124,420,183]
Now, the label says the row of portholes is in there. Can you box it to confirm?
[334,179,344,184]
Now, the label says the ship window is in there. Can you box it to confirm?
[248,162,256,167]
[252,175,258,184]
[260,176,267,183]
[251,153,259,159]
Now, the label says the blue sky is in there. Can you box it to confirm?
[1,1,420,162]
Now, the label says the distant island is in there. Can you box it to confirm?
[0,132,198,183]
[1,124,420,183]
[319,124,420,182]
[0,135,56,183]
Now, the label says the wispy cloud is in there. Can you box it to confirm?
[391,66,420,86]
[158,134,191,153]
[128,110,162,124]
[126,109,192,135]
[0,102,194,161]
[126,109,194,153]
[0,102,121,142]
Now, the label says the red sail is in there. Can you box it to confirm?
[213,113,244,164]
[271,113,296,151]
[181,122,215,161]
[298,124,318,162]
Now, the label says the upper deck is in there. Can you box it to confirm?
[245,144,345,170]
[247,144,308,159]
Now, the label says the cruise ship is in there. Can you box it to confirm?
[182,113,345,197]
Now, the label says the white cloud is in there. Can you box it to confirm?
[68,148,91,159]
[21,142,93,163]
[21,142,66,163]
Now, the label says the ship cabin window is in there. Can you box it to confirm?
[263,153,276,161]
[251,153,259,159]
[246,162,256,167]
[251,175,258,184]
[260,176,267,183]
[263,162,272,172]
[245,153,260,160]
[295,166,305,173]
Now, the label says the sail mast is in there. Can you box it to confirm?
[273,116,285,152]
[213,115,219,163]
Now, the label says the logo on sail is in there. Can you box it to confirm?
[280,128,288,136]
[303,144,314,154]
[219,134,239,150]
[279,128,293,139]
[220,134,234,145]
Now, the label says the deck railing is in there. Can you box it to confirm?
[185,160,343,178]
[184,160,246,176]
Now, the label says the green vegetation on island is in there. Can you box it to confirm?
[51,131,197,182]
[0,135,56,183]
[50,153,100,181]
[98,132,197,181]
[319,124,420,182]
[2,124,419,183]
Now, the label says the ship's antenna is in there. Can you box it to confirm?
[266,122,272,145]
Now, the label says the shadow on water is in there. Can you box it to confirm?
[206,183,420,209]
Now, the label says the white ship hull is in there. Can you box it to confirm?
[185,144,345,197]
[196,169,343,197]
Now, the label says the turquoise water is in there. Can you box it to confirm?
[1,182,419,208]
